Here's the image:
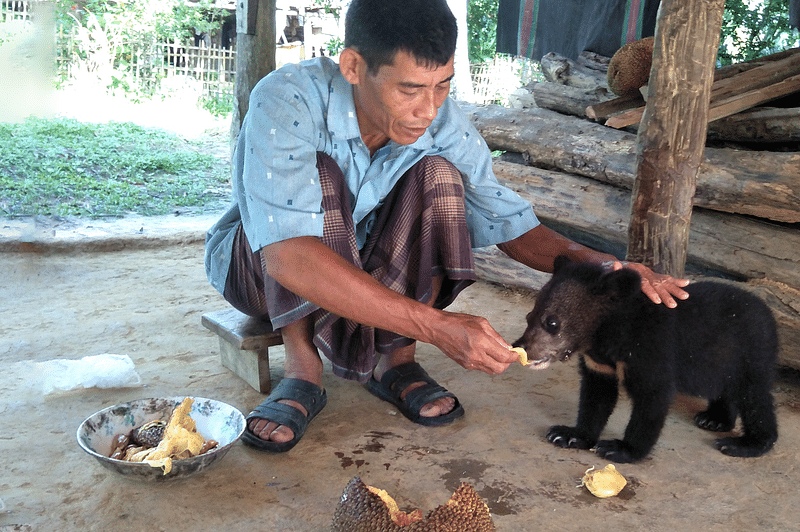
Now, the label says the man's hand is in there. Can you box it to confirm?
[425,311,520,374]
[607,261,690,308]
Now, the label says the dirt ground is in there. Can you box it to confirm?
[1,214,800,532]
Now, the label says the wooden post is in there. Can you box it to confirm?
[230,0,276,154]
[625,0,725,276]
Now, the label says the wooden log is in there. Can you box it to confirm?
[627,0,724,276]
[532,82,614,118]
[491,160,800,287]
[460,103,800,223]
[540,52,608,89]
[707,107,800,143]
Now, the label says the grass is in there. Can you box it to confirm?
[0,117,230,217]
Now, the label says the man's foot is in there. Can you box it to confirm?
[367,362,464,426]
[242,378,327,452]
[372,365,456,419]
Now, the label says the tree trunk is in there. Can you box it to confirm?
[626,0,725,276]
[230,0,276,156]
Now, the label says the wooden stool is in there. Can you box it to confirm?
[201,308,283,393]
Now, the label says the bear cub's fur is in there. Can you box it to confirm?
[514,256,778,463]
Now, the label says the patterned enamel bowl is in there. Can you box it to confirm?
[77,396,245,481]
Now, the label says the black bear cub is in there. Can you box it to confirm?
[514,256,778,463]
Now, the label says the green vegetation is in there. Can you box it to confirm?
[0,118,229,217]
[719,0,799,65]
[468,0,499,64]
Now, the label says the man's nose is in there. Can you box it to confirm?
[415,90,438,121]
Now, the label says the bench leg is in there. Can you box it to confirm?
[218,338,272,394]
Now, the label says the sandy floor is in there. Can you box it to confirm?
[1,216,799,532]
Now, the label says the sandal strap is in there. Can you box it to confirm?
[379,362,455,411]
[246,378,327,432]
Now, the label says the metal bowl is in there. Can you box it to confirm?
[77,396,245,481]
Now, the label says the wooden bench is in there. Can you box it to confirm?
[201,308,283,393]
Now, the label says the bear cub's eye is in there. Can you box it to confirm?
[543,315,560,334]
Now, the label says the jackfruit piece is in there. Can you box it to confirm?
[331,476,496,532]
[607,36,655,96]
[511,347,529,366]
[579,464,627,498]
[127,397,207,474]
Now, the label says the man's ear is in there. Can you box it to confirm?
[339,48,363,85]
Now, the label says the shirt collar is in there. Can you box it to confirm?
[327,67,437,152]
[328,72,362,141]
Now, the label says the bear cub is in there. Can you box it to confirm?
[514,256,778,463]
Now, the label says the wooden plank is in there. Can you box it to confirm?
[708,74,800,122]
[606,49,800,129]
[586,93,644,121]
[201,309,282,351]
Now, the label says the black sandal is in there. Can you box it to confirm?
[242,378,327,452]
[366,362,464,426]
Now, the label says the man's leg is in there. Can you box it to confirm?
[371,276,456,419]
[247,315,323,443]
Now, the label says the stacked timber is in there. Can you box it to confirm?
[460,49,800,369]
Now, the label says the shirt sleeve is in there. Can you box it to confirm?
[432,98,540,248]
[235,62,331,253]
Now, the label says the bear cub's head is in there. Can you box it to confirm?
[513,255,641,370]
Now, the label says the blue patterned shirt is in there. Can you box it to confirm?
[205,57,539,294]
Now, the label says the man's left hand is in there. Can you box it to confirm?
[609,261,690,308]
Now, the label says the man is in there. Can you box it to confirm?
[205,0,689,453]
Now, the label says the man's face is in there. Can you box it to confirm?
[344,49,455,151]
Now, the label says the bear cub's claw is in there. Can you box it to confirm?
[694,410,736,432]
[713,436,776,458]
[546,426,594,450]
[594,439,644,464]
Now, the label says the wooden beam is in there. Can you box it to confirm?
[626,0,725,276]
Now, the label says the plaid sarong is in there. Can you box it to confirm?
[223,152,476,382]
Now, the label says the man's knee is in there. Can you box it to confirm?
[418,155,464,191]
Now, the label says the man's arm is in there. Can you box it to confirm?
[261,236,519,373]
[497,224,690,308]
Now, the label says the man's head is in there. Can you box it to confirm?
[344,0,457,75]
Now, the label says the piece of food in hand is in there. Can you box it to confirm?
[511,347,529,366]
[579,464,627,498]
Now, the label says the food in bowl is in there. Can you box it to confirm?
[109,397,218,473]
[77,396,245,481]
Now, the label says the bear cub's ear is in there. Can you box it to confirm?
[599,268,641,300]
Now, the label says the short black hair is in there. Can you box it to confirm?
[344,0,457,74]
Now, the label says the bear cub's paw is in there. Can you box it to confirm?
[594,439,645,464]
[713,436,776,458]
[694,407,736,432]
[546,426,595,450]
